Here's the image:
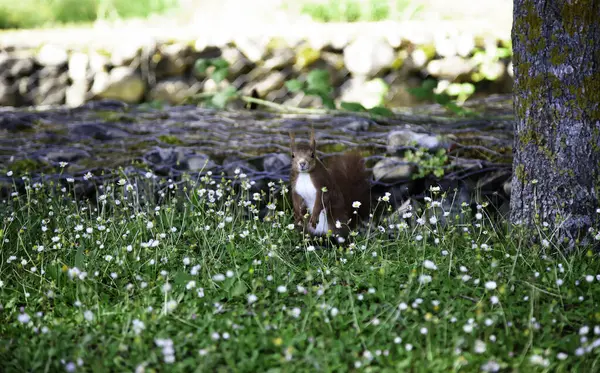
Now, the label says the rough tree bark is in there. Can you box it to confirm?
[511,0,600,249]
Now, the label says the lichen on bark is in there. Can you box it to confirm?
[510,0,600,250]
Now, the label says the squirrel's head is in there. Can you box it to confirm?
[289,129,317,173]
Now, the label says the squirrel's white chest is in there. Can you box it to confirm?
[295,173,328,234]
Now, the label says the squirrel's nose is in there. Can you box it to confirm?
[299,160,307,168]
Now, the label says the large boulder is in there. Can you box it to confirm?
[65,82,89,107]
[110,43,141,66]
[68,52,89,82]
[149,79,197,105]
[235,37,269,63]
[22,67,69,106]
[340,77,389,109]
[1,56,35,77]
[0,78,17,106]
[35,44,68,67]
[426,56,476,80]
[155,43,191,78]
[387,130,444,154]
[372,157,415,182]
[243,72,286,96]
[343,36,395,77]
[92,67,145,103]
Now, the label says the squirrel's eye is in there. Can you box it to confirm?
[291,154,295,158]
[311,153,315,158]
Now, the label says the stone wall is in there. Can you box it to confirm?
[0,21,512,108]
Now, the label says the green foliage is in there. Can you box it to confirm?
[6,158,44,173]
[190,60,394,117]
[194,57,230,83]
[284,79,304,93]
[297,0,422,22]
[192,58,240,109]
[407,79,475,116]
[286,69,335,109]
[404,148,448,178]
[0,0,179,29]
[471,46,513,82]
[286,69,395,117]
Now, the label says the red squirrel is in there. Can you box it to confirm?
[289,129,370,239]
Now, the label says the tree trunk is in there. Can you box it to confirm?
[511,0,600,249]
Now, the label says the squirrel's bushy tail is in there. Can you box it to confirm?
[329,151,371,223]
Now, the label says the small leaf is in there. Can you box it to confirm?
[422,79,438,92]
[306,69,332,92]
[304,87,331,98]
[194,58,210,73]
[368,106,394,117]
[285,79,304,92]
[340,101,367,112]
[211,58,229,69]
[406,87,432,100]
[173,271,194,285]
[231,281,247,297]
[320,95,336,110]
[211,67,229,83]
[434,93,451,105]
[46,263,62,282]
[407,79,438,100]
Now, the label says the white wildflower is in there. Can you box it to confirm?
[84,310,94,321]
[485,281,497,290]
[212,274,226,282]
[474,339,486,353]
[423,260,437,270]
[247,294,258,304]
[18,313,30,324]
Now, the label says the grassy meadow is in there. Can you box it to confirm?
[0,168,599,372]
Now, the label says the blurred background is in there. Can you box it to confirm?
[0,0,513,110]
[0,0,512,29]
[0,0,516,217]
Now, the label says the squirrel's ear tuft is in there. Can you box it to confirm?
[288,131,296,149]
[309,127,316,151]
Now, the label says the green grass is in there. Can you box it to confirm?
[0,0,180,29]
[1,169,600,372]
[295,0,423,23]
